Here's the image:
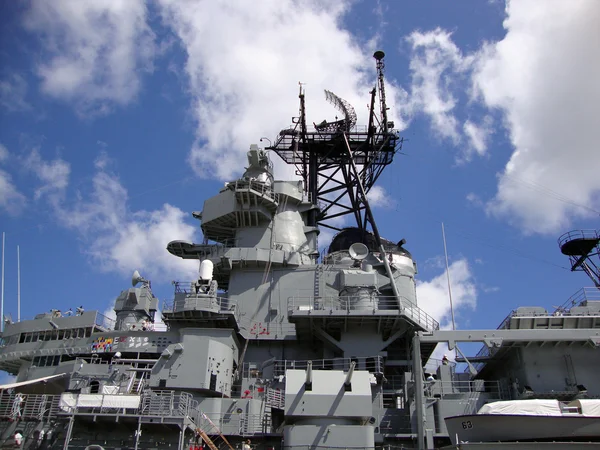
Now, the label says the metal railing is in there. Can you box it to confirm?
[497,288,600,329]
[425,380,503,398]
[163,294,237,315]
[558,229,600,249]
[231,179,279,204]
[0,391,59,420]
[554,287,600,314]
[273,356,384,376]
[0,389,276,437]
[94,312,116,331]
[288,296,439,331]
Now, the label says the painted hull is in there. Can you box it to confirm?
[445,414,600,445]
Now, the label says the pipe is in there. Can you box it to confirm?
[134,417,142,450]
[63,415,75,450]
[305,361,313,390]
[345,361,356,388]
[412,332,425,450]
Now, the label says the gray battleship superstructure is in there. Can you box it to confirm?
[1,52,600,450]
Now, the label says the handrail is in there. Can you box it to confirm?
[288,295,439,331]
[558,229,600,249]
[163,295,236,315]
[94,312,115,331]
[553,287,600,314]
[271,356,384,376]
[230,180,279,204]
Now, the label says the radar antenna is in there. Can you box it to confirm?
[559,230,600,287]
[314,90,357,133]
[270,50,402,236]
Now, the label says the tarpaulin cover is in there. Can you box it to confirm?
[568,399,600,417]
[59,392,77,412]
[478,400,563,416]
[77,394,103,407]
[101,395,140,409]
[101,385,119,395]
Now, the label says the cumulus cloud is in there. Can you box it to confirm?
[473,0,600,233]
[27,152,198,282]
[403,2,600,234]
[23,0,155,115]
[0,143,27,215]
[403,28,476,147]
[60,168,198,281]
[157,0,406,180]
[416,258,477,329]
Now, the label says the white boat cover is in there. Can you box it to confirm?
[0,373,67,390]
[478,400,563,416]
[101,385,119,395]
[101,395,140,409]
[59,392,77,412]
[77,394,103,407]
[568,399,600,417]
[63,393,141,409]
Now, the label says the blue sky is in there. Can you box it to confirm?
[0,0,599,350]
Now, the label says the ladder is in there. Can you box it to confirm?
[197,429,219,450]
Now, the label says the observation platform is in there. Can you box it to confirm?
[559,229,600,258]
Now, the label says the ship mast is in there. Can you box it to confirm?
[270,51,402,237]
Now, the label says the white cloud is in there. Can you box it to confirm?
[402,2,600,234]
[403,28,476,146]
[60,169,198,281]
[462,116,493,160]
[27,152,198,282]
[24,149,70,202]
[416,258,477,328]
[0,143,27,215]
[367,185,395,208]
[23,0,155,115]
[157,0,406,181]
[0,74,31,112]
[473,0,600,234]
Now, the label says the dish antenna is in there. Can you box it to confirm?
[349,243,369,261]
[131,270,147,287]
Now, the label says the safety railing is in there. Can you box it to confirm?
[0,389,272,434]
[94,312,116,331]
[553,287,600,314]
[0,391,60,420]
[558,229,600,249]
[498,288,600,329]
[231,179,279,204]
[163,294,237,316]
[288,296,439,331]
[272,356,384,377]
[424,380,503,399]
